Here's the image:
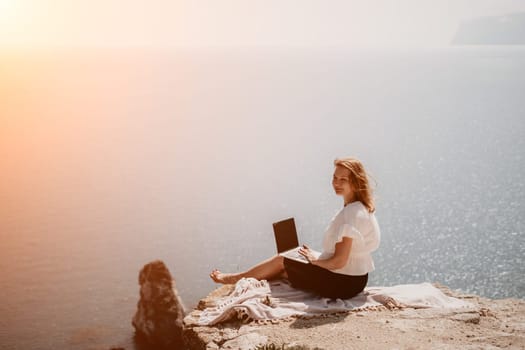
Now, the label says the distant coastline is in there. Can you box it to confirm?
[452,12,525,45]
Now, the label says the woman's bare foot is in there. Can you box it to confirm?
[209,269,242,284]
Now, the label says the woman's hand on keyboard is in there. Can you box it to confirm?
[299,244,318,264]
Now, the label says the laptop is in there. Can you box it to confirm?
[272,217,320,264]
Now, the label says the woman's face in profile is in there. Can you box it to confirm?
[332,166,353,198]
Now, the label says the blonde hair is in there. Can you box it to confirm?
[334,157,376,213]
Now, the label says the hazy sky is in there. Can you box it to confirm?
[1,0,525,48]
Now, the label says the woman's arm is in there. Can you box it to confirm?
[299,237,353,270]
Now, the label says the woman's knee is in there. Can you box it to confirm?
[273,255,285,269]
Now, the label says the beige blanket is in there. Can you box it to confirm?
[186,278,476,326]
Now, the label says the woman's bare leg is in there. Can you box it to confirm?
[210,255,286,284]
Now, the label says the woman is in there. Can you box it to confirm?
[210,157,380,299]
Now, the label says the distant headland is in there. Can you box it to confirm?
[452,12,525,45]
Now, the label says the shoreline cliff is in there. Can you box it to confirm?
[182,282,524,350]
[132,261,525,350]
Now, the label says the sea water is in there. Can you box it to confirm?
[0,46,524,349]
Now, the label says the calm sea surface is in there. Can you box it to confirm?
[1,46,524,349]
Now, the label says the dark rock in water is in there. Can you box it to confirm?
[132,260,185,348]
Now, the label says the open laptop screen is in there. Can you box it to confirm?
[272,217,299,253]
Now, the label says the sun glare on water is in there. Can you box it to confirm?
[0,1,17,21]
[1,1,35,47]
[0,0,21,45]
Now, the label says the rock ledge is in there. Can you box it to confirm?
[182,283,525,350]
[132,261,524,350]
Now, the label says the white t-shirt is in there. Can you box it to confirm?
[319,201,381,276]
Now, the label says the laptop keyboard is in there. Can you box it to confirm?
[281,248,308,263]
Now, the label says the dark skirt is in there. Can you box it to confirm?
[284,258,368,299]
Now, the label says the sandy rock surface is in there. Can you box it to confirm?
[182,283,525,350]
